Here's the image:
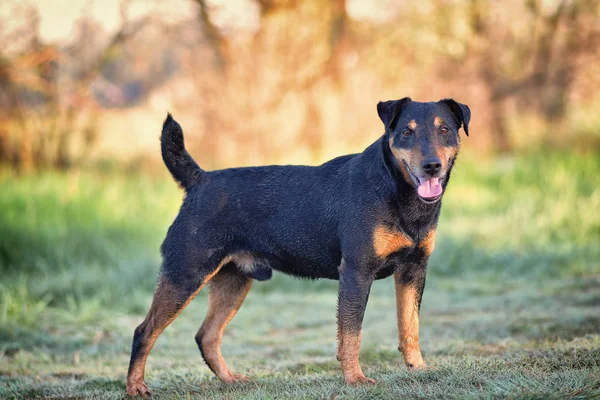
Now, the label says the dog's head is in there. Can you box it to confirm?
[378,97,470,204]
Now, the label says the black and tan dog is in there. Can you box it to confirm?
[126,97,470,396]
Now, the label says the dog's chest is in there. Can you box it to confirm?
[372,225,436,262]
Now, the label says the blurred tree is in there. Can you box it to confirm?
[1,0,598,170]
[468,0,599,151]
[189,0,353,164]
[0,0,152,171]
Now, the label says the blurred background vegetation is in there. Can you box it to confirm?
[0,1,599,398]
[1,0,599,172]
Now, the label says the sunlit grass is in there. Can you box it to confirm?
[0,150,599,398]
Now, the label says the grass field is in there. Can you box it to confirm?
[1,150,599,399]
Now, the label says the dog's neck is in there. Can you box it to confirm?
[362,136,444,239]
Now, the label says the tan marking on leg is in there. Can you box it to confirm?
[336,322,343,362]
[198,272,252,383]
[126,264,224,396]
[434,116,443,127]
[394,274,425,369]
[373,225,413,259]
[408,120,417,130]
[336,260,345,362]
[338,330,375,384]
[419,229,436,257]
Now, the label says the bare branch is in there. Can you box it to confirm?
[196,0,229,72]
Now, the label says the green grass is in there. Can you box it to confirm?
[1,150,599,399]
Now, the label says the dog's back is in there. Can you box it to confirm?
[161,118,365,280]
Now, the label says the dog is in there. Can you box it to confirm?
[126,97,470,396]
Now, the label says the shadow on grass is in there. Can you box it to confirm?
[509,315,600,342]
[1,340,599,399]
[0,325,88,355]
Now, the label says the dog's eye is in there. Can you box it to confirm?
[439,126,449,135]
[401,129,412,137]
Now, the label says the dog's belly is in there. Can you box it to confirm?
[231,250,342,281]
[374,264,395,280]
[271,255,341,280]
[231,222,343,280]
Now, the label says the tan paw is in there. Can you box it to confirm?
[221,373,251,384]
[404,352,426,370]
[407,362,428,370]
[345,374,377,385]
[126,381,152,397]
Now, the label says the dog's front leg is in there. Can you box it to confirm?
[337,260,376,384]
[394,262,427,369]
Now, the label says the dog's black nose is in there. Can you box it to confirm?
[421,157,442,176]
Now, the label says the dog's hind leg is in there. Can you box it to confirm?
[126,263,222,397]
[195,263,252,383]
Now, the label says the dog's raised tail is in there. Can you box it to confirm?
[161,114,203,190]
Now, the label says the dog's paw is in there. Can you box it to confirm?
[407,362,428,370]
[126,381,152,397]
[221,373,251,384]
[404,352,426,370]
[345,375,377,385]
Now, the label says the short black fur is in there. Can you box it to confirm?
[126,97,470,394]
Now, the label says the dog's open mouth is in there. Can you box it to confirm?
[403,161,444,203]
[417,177,442,201]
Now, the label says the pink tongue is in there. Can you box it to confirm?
[417,178,442,199]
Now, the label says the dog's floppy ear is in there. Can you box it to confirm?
[440,98,471,136]
[377,97,411,131]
